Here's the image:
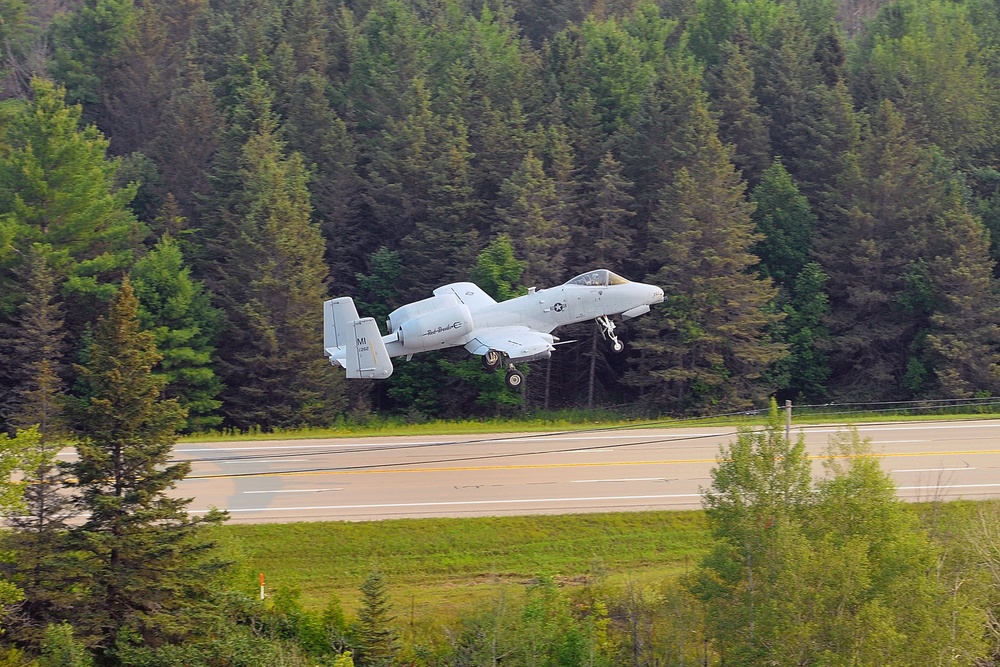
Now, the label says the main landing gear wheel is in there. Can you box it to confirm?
[505,367,524,389]
[482,349,503,372]
[612,339,624,352]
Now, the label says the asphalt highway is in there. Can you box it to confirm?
[162,418,1000,523]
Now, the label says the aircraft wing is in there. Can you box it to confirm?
[433,282,497,313]
[465,326,555,363]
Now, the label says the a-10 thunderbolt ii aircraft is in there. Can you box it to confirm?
[323,269,665,389]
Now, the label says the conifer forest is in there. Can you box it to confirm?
[4,0,1000,664]
[8,0,1000,429]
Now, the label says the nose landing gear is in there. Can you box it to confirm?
[597,315,624,352]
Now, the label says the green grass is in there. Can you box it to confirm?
[180,410,648,442]
[214,510,709,619]
[181,407,1000,443]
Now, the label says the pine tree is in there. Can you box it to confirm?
[66,278,226,652]
[130,235,222,432]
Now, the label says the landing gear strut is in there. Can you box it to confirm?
[481,349,503,372]
[597,315,624,352]
[482,350,523,389]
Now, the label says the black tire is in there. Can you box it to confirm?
[612,339,624,353]
[505,368,524,389]
[482,349,503,372]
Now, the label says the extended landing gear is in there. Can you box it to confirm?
[481,349,503,372]
[482,349,524,389]
[504,366,524,389]
[597,315,624,352]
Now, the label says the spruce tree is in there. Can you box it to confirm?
[0,78,142,332]
[353,572,399,667]
[130,235,223,432]
[0,246,75,647]
[627,104,784,413]
[469,234,526,302]
[924,195,1000,397]
[398,113,480,301]
[147,61,221,227]
[773,262,831,401]
[855,0,992,164]
[709,38,772,187]
[211,76,345,430]
[815,101,952,398]
[750,158,818,290]
[496,150,568,287]
[0,244,67,435]
[66,278,226,653]
[572,151,636,407]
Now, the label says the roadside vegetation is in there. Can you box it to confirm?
[2,322,1000,667]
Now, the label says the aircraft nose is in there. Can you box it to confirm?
[652,287,664,304]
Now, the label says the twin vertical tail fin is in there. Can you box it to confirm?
[323,297,394,379]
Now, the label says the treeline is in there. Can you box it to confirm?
[3,0,1000,428]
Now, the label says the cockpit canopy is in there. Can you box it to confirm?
[565,269,630,287]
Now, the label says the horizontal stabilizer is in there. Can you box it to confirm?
[346,317,393,379]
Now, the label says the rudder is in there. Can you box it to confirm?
[346,317,393,379]
[324,297,361,353]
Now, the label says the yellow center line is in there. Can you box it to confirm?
[187,448,1000,480]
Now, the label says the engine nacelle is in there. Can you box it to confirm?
[387,293,455,333]
[397,302,473,349]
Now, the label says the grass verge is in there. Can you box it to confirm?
[214,510,710,621]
